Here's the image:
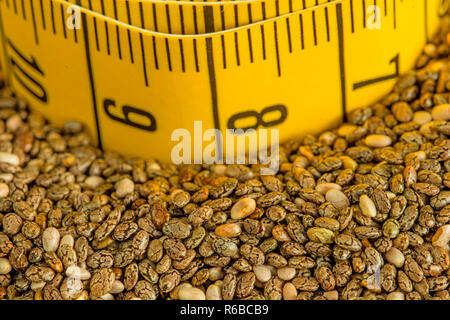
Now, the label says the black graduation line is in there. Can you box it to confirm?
[39,0,45,29]
[274,21,281,77]
[29,0,38,44]
[165,4,172,33]
[13,0,17,14]
[50,0,56,34]
[179,39,185,72]
[5,0,8,9]
[247,29,254,63]
[138,3,148,86]
[90,0,99,51]
[276,0,279,16]
[312,11,317,46]
[100,0,110,55]
[221,35,226,69]
[179,5,185,35]
[289,0,293,12]
[113,0,122,60]
[299,13,304,50]
[60,3,67,39]
[350,0,354,33]
[193,38,199,72]
[336,3,347,122]
[152,3,158,31]
[234,4,238,27]
[393,0,396,29]
[152,36,159,70]
[21,0,25,19]
[363,0,366,28]
[220,4,226,68]
[261,2,266,59]
[302,0,306,9]
[204,6,222,162]
[384,0,387,15]
[193,6,198,34]
[234,32,240,66]
[140,34,148,86]
[125,1,134,63]
[72,7,78,43]
[164,39,172,72]
[286,17,292,53]
[248,3,252,23]
[80,10,103,150]
[325,7,330,41]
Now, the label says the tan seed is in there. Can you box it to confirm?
[42,227,60,252]
[282,283,297,300]
[325,189,349,209]
[0,152,19,165]
[315,183,342,195]
[307,227,335,244]
[413,111,432,125]
[206,284,222,300]
[253,265,272,283]
[230,198,256,219]
[431,103,450,120]
[359,195,377,218]
[178,287,206,300]
[385,247,405,268]
[387,292,405,300]
[277,267,296,281]
[364,134,392,148]
[0,183,9,198]
[115,178,135,198]
[0,258,12,274]
[432,225,450,251]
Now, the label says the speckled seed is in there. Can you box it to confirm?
[315,183,342,195]
[253,265,272,283]
[359,195,377,218]
[231,198,256,219]
[42,227,60,252]
[115,178,135,198]
[431,104,450,120]
[178,286,206,300]
[365,134,392,148]
[325,189,349,209]
[385,247,405,268]
[282,283,297,300]
[215,223,242,238]
[0,258,12,274]
[0,152,19,165]
[277,267,297,281]
[0,183,9,198]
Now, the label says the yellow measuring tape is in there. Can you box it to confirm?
[0,0,447,162]
[65,0,336,35]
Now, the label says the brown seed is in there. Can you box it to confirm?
[215,223,242,237]
[231,198,256,219]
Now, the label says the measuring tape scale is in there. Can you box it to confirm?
[0,0,446,162]
[62,0,336,35]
